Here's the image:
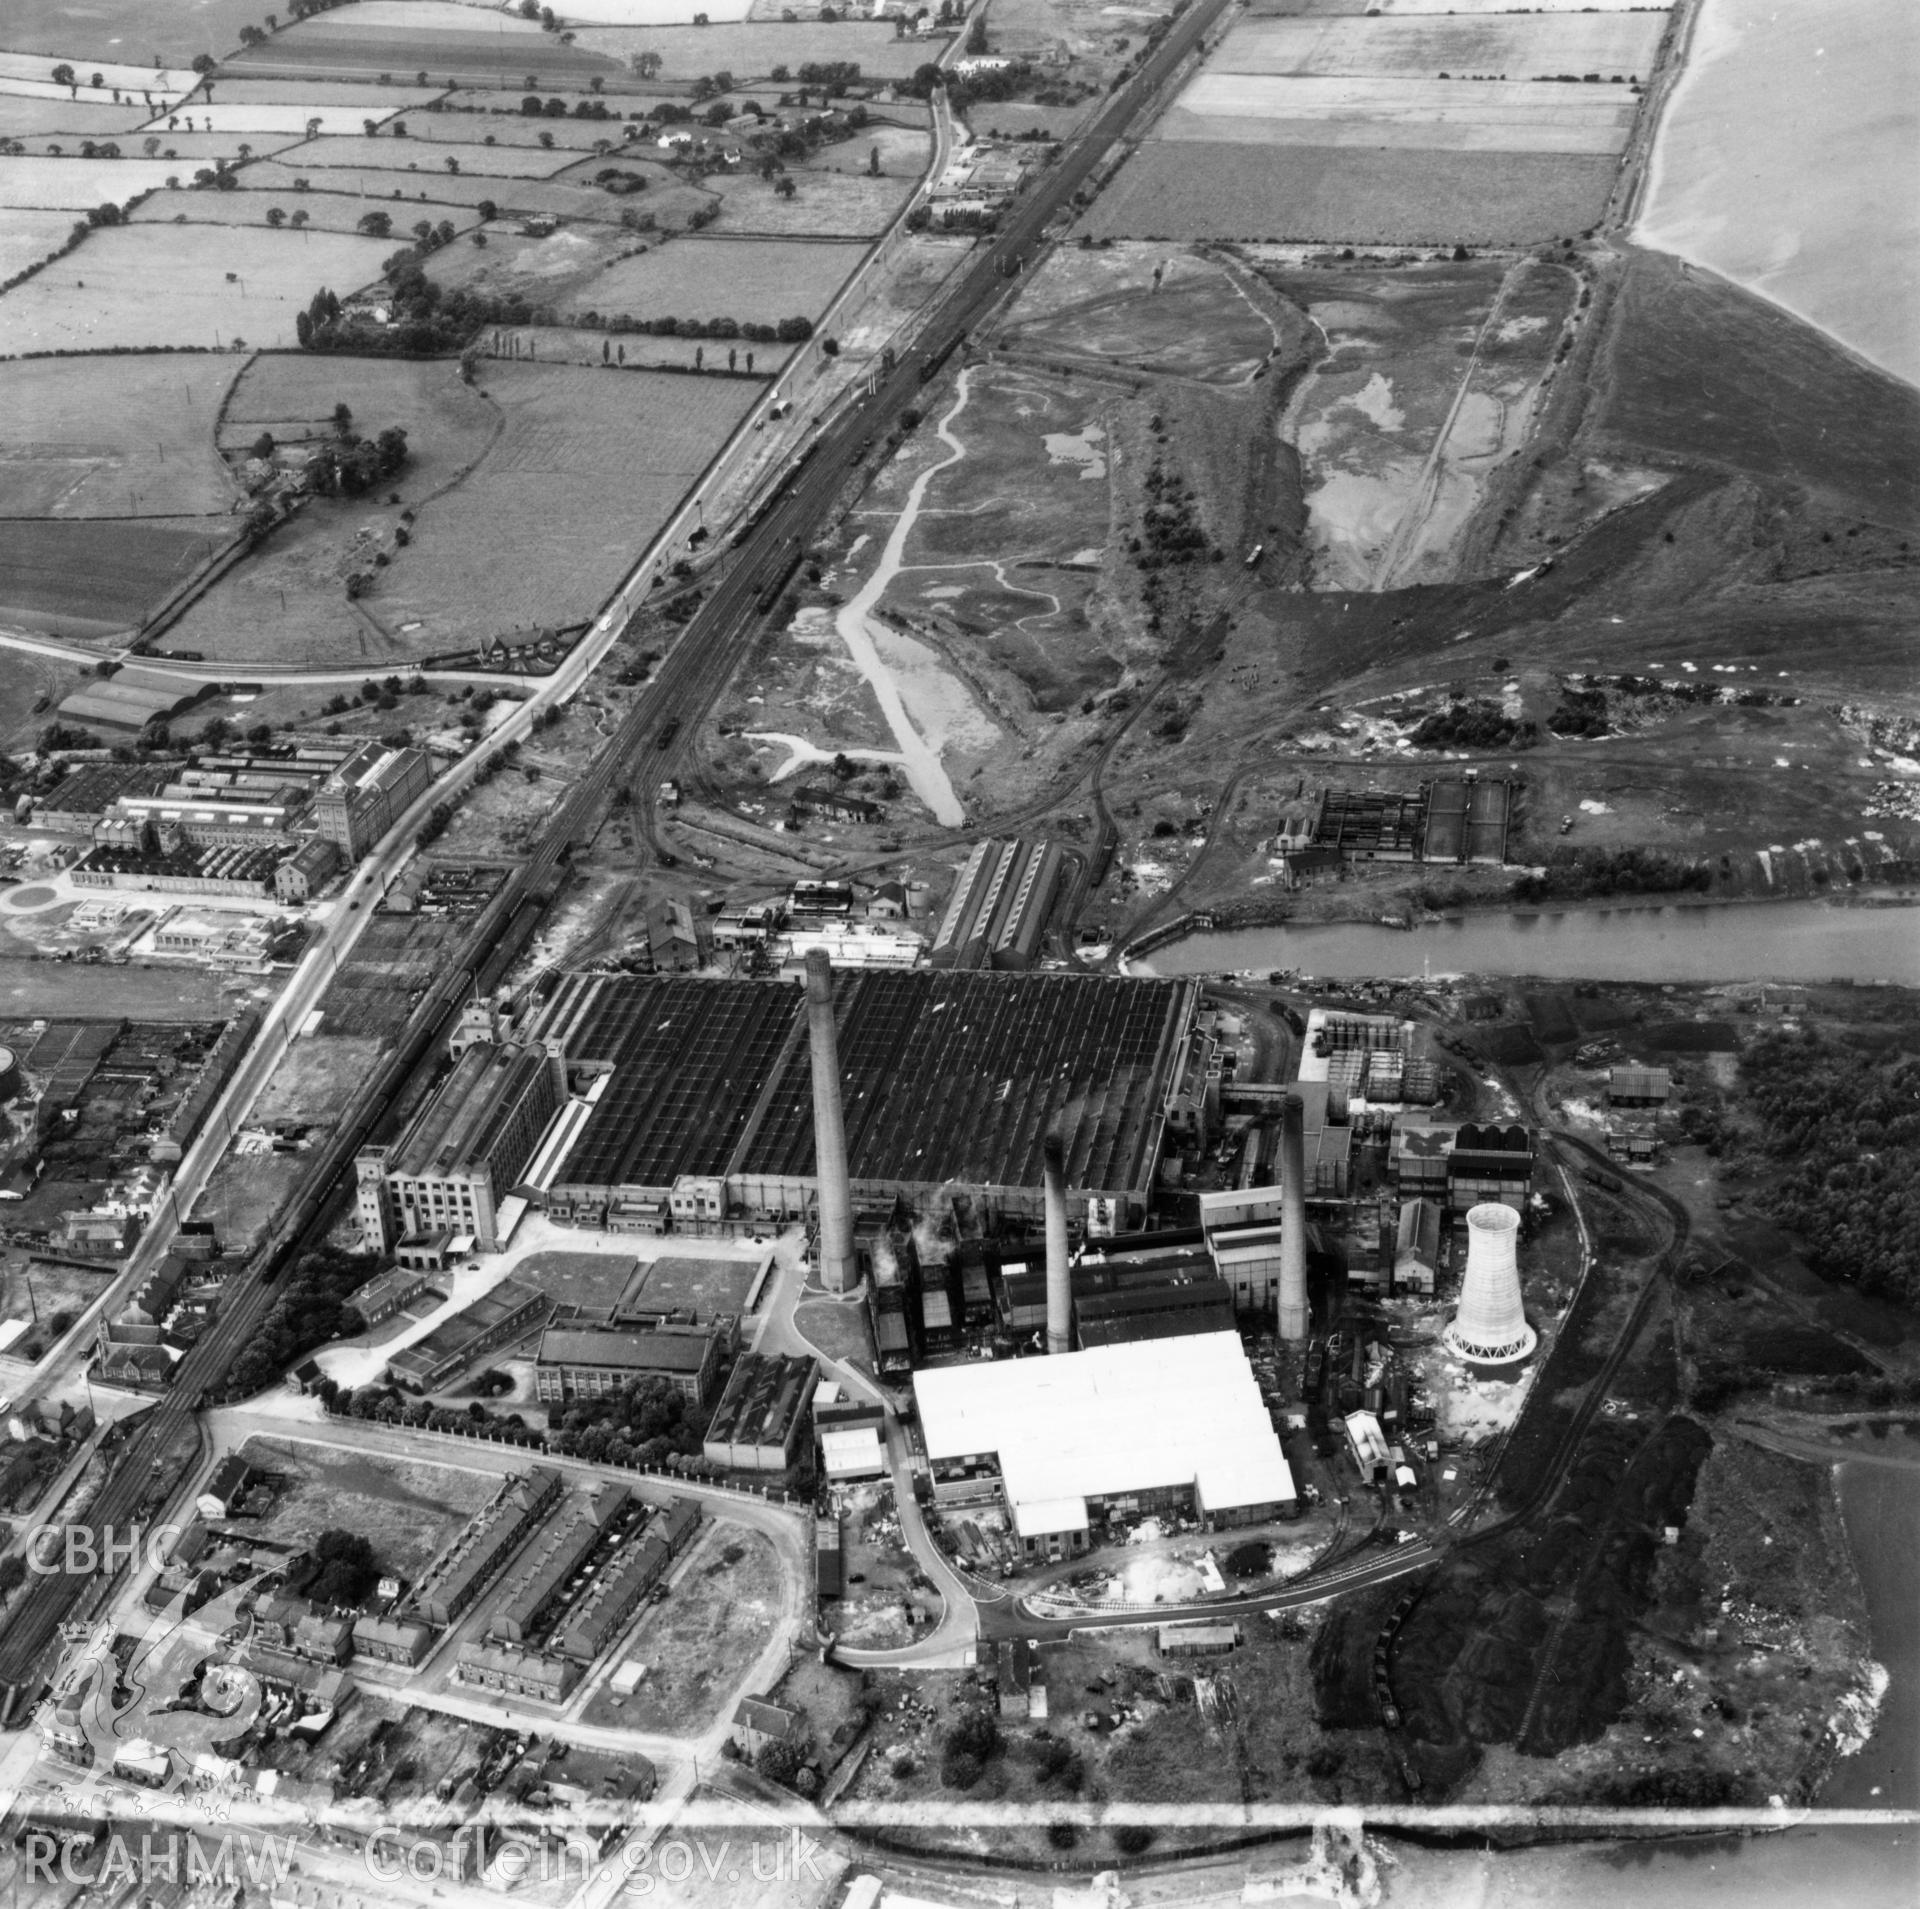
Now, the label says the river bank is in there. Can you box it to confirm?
[1135,895,1920,987]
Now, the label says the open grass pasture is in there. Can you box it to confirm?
[1251,0,1666,12]
[0,155,190,207]
[0,352,241,517]
[228,12,626,89]
[572,20,934,80]
[236,156,630,223]
[0,221,391,350]
[558,233,863,322]
[128,184,477,234]
[0,1,267,64]
[1160,75,1637,154]
[1086,143,1617,245]
[0,517,230,637]
[206,80,449,109]
[366,359,756,650]
[1218,13,1667,80]
[712,166,906,238]
[386,112,629,152]
[278,131,589,178]
[0,95,148,138]
[116,130,301,158]
[535,0,752,21]
[0,206,79,280]
[170,359,751,665]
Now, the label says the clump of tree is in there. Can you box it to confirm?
[1735,1029,1920,1308]
[1547,682,1611,737]
[548,1373,707,1465]
[223,1249,377,1397]
[939,1706,1001,1791]
[287,1528,381,1608]
[1408,697,1537,751]
[307,422,410,497]
[1510,846,1709,904]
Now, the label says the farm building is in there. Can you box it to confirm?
[527,967,1194,1238]
[356,1041,566,1254]
[914,1332,1295,1559]
[533,1323,724,1407]
[702,1352,818,1473]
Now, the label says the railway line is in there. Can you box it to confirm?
[0,0,1234,1727]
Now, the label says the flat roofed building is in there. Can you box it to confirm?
[386,1275,550,1393]
[915,1332,1294,1558]
[534,1324,722,1407]
[360,1041,563,1253]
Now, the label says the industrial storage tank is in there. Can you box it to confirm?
[0,1046,19,1105]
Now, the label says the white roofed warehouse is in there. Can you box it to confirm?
[913,1332,1295,1561]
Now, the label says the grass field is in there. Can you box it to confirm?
[0,155,192,208]
[164,354,499,664]
[0,96,148,138]
[571,20,933,80]
[0,518,230,635]
[205,79,449,109]
[536,0,753,20]
[236,156,629,223]
[0,0,269,63]
[1251,0,1666,12]
[966,98,1095,141]
[556,233,862,322]
[172,359,750,664]
[0,221,392,350]
[229,14,626,88]
[0,352,241,517]
[0,50,199,94]
[1160,75,1637,154]
[1086,143,1618,244]
[712,167,906,237]
[0,207,78,280]
[127,184,478,234]
[278,131,589,178]
[1217,14,1668,80]
[249,1032,387,1128]
[390,113,627,152]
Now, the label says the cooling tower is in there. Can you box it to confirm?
[805,950,857,1293]
[1278,1093,1309,1342]
[1444,1203,1535,1368]
[1043,1135,1071,1356]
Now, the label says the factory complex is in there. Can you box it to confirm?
[357,965,1201,1266]
[915,1332,1296,1557]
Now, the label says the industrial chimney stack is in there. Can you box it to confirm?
[1043,1135,1072,1356]
[1278,1093,1309,1343]
[804,950,857,1293]
[1445,1203,1535,1369]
